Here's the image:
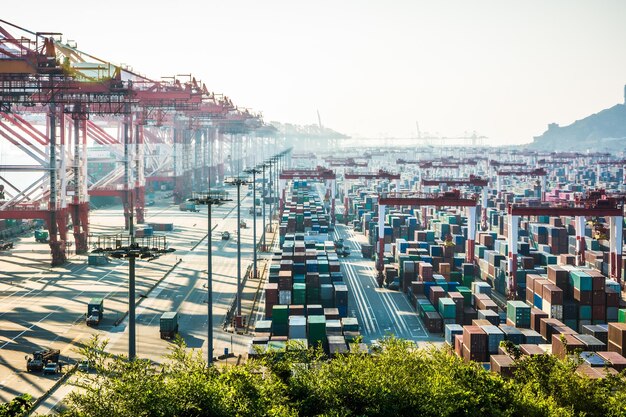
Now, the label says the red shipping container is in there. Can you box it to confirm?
[419,262,433,281]
[606,288,619,307]
[591,290,605,306]
[543,284,563,304]
[547,265,569,290]
[429,286,445,306]
[531,308,549,332]
[552,334,585,359]
[573,288,592,305]
[534,279,550,295]
[597,351,626,372]
[587,270,606,291]
[592,305,606,321]
[463,325,487,352]
[454,334,463,358]
[462,344,487,363]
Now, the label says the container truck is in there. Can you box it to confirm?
[160,312,178,339]
[86,298,104,326]
[179,202,199,212]
[26,348,60,372]
[34,230,49,243]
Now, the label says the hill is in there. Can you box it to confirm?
[529,92,626,152]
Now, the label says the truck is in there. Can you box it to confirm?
[160,312,178,339]
[26,348,60,372]
[86,298,104,326]
[34,230,49,243]
[248,207,262,216]
[179,201,199,212]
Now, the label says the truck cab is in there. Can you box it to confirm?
[86,298,104,326]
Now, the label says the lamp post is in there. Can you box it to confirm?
[267,158,274,233]
[89,234,175,360]
[188,191,231,365]
[261,162,269,251]
[244,167,261,278]
[225,176,249,323]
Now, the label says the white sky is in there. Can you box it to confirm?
[4,0,626,144]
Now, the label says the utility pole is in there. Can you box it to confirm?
[189,192,230,365]
[244,167,261,278]
[225,176,249,324]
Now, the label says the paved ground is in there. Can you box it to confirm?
[334,223,439,344]
[0,189,269,412]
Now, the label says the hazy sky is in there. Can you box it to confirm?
[4,1,626,144]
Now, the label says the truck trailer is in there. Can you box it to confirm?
[160,312,178,339]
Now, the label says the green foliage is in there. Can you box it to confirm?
[0,394,33,417]
[51,335,626,417]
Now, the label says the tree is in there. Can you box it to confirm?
[0,394,33,417]
[55,335,626,417]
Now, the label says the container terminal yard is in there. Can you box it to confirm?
[1,16,626,416]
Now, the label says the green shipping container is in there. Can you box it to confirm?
[272,305,289,324]
[293,283,306,305]
[507,301,530,327]
[618,309,626,323]
[457,286,472,306]
[438,298,456,319]
[307,315,326,347]
[570,271,592,291]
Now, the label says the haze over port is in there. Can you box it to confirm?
[4,0,626,145]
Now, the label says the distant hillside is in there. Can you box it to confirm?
[529,100,626,152]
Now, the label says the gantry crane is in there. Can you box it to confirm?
[376,190,479,276]
[495,168,548,201]
[278,166,337,223]
[0,20,267,265]
[0,21,133,264]
[342,170,401,224]
[420,175,490,230]
[507,196,624,299]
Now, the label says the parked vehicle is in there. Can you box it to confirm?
[26,348,60,372]
[34,230,49,243]
[86,298,104,326]
[77,359,92,372]
[160,312,178,339]
[179,202,199,212]
[248,207,262,216]
[221,231,230,240]
[43,362,60,375]
[337,247,351,257]
[239,220,247,229]
[0,241,13,250]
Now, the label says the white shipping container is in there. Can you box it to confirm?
[289,316,307,339]
[542,300,563,320]
[279,290,292,305]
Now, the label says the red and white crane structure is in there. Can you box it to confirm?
[496,168,548,201]
[420,175,490,230]
[507,196,624,298]
[0,20,268,265]
[342,169,401,224]
[376,190,479,273]
[278,166,337,223]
